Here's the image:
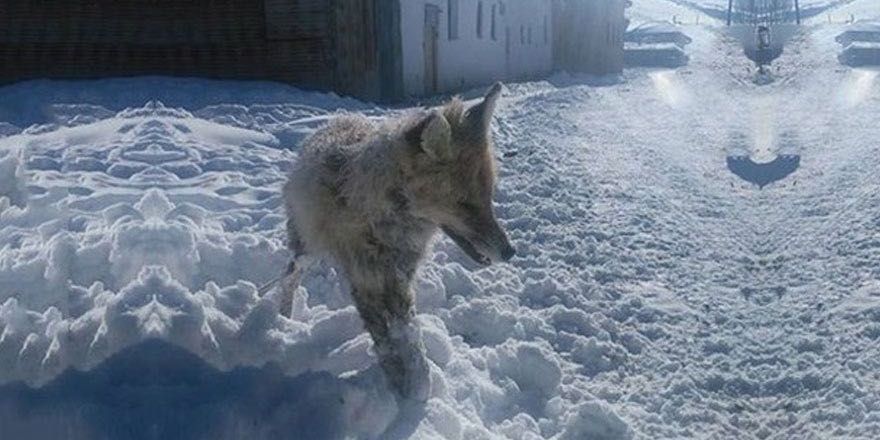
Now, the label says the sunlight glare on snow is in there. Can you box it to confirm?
[749,96,778,164]
[649,70,690,108]
[838,68,879,108]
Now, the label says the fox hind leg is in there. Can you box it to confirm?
[261,218,312,317]
[278,255,312,318]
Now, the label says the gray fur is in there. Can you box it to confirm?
[280,83,515,399]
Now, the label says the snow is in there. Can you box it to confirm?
[1,0,880,438]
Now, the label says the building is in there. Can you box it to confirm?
[0,0,399,101]
[0,0,627,102]
[623,21,691,68]
[399,0,554,97]
[552,0,629,75]
[400,0,629,97]
[836,21,880,67]
[625,22,693,48]
[836,21,880,47]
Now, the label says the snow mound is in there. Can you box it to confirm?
[562,402,634,440]
[0,93,630,439]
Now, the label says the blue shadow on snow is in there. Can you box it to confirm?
[727,155,800,189]
[0,339,353,440]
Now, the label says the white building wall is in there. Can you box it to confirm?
[400,0,553,97]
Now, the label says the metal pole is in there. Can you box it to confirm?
[795,0,801,24]
[727,0,733,25]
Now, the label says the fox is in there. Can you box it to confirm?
[278,83,515,400]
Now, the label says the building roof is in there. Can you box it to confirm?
[625,21,693,46]
[836,21,880,46]
[627,21,682,35]
[840,20,880,34]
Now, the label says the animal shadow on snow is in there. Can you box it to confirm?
[0,339,422,440]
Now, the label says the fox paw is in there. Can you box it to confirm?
[377,321,432,401]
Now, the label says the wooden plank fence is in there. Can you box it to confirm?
[0,0,342,91]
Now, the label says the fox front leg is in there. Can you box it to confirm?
[348,255,430,401]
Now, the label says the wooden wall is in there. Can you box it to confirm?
[0,0,395,100]
[332,0,380,100]
[552,0,627,75]
[263,0,334,87]
[0,1,274,82]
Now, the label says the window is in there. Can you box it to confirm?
[448,0,459,40]
[477,1,484,38]
[491,4,497,41]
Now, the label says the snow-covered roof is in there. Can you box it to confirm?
[625,21,693,47]
[624,42,684,51]
[839,20,880,34]
[836,21,880,45]
[696,0,851,9]
[627,20,683,36]
[843,41,880,50]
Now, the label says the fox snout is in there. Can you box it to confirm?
[442,219,515,266]
[476,222,516,263]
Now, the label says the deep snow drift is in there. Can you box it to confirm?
[1,0,880,439]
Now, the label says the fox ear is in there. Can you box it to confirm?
[407,111,452,160]
[465,82,503,131]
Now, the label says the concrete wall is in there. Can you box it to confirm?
[399,0,553,97]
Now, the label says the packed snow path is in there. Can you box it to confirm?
[1,1,880,439]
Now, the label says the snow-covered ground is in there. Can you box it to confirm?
[1,0,880,439]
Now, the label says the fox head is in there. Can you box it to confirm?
[401,83,515,266]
